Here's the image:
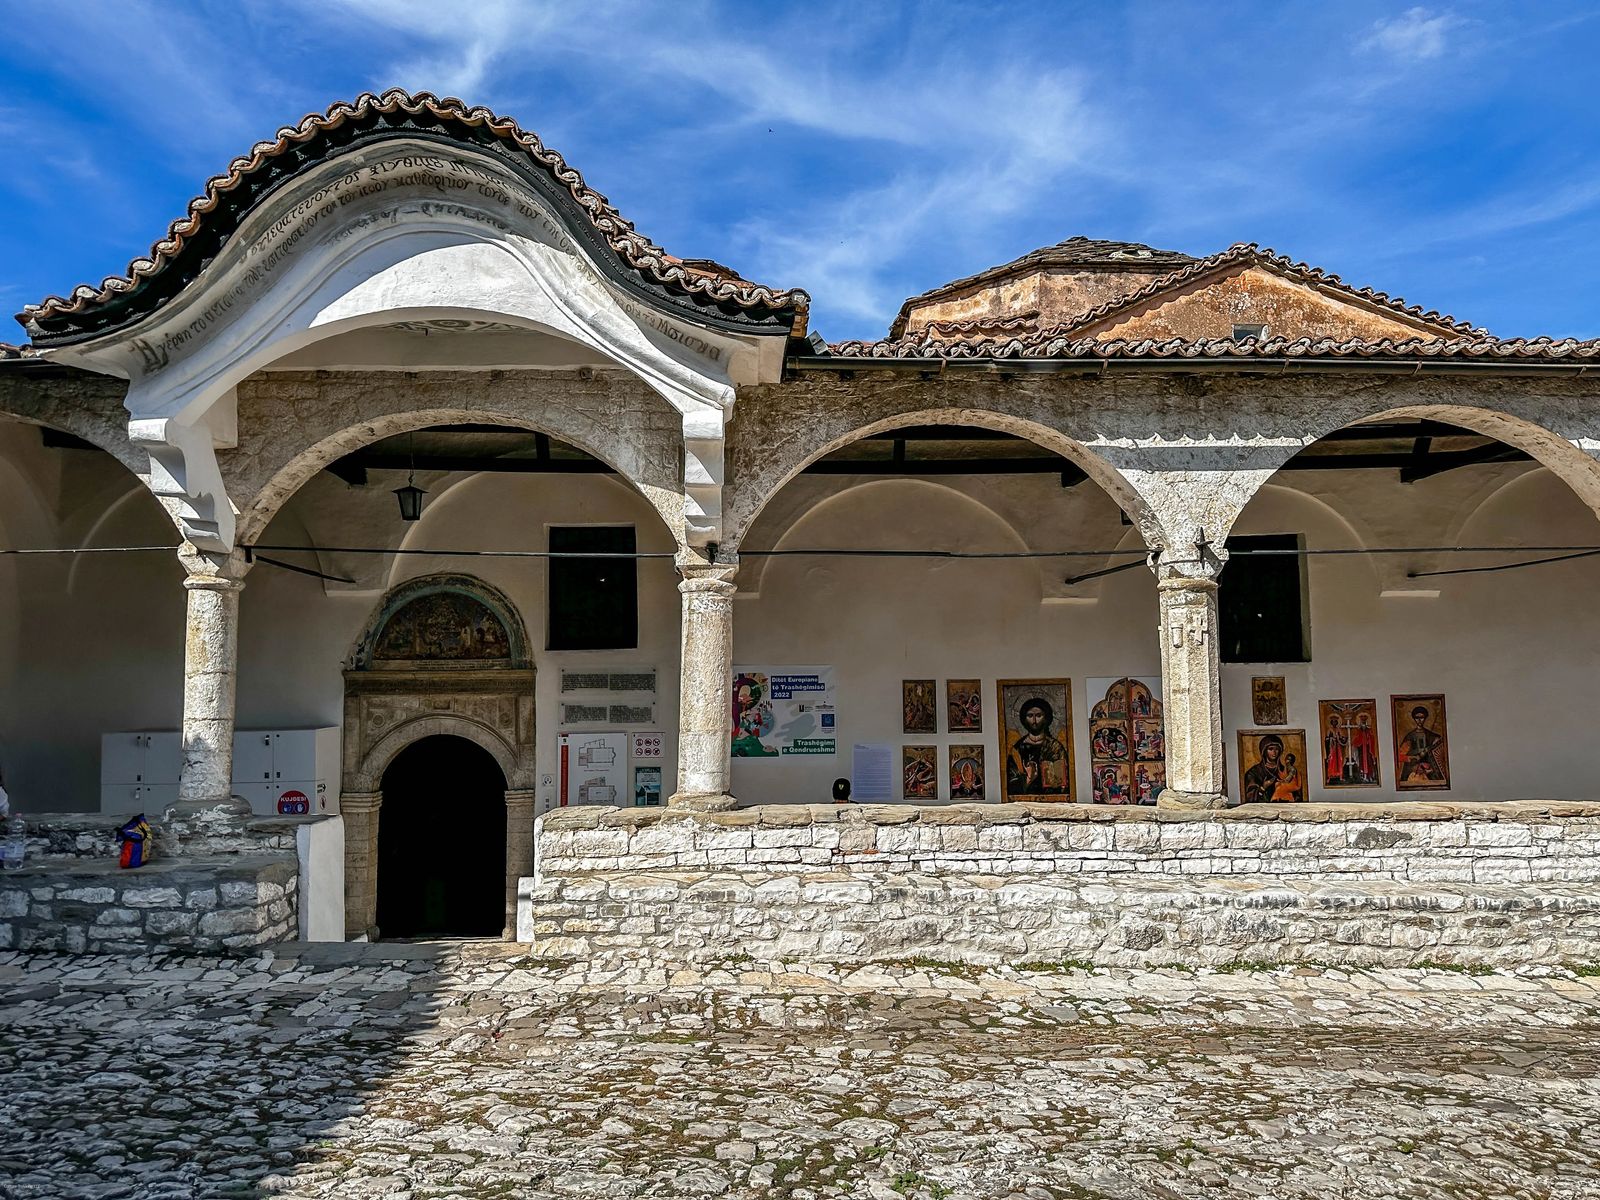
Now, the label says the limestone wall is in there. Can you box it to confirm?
[522,802,1600,967]
[522,871,1600,970]
[0,856,298,955]
[537,801,1600,886]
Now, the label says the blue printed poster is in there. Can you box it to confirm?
[730,666,837,757]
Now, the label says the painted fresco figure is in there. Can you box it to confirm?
[1006,697,1068,795]
[1351,713,1379,784]
[1272,753,1304,802]
[1398,705,1445,783]
[1323,717,1347,785]
[1242,733,1286,804]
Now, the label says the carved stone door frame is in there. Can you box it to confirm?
[341,574,536,939]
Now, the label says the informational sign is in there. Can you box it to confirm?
[631,731,665,761]
[558,730,628,807]
[276,789,310,816]
[731,666,837,758]
[852,743,892,802]
[633,765,662,807]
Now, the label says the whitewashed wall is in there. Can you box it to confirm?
[2,419,1597,812]
[733,462,1600,805]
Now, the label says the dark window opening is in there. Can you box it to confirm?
[1219,533,1309,663]
[548,525,638,650]
[1231,322,1267,341]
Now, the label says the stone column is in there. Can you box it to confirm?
[503,789,538,939]
[342,790,382,940]
[1156,566,1228,809]
[670,559,738,811]
[164,553,252,849]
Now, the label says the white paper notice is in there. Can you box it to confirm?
[852,743,893,802]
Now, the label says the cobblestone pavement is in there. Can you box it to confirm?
[3,946,1599,1199]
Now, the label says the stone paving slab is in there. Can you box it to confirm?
[2,946,1599,1198]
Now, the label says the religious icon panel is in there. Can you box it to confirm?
[1088,677,1164,805]
[946,679,983,733]
[902,745,938,800]
[1251,676,1287,726]
[1317,699,1381,788]
[903,679,936,735]
[948,745,985,800]
[1237,728,1308,803]
[997,679,1074,802]
[1391,694,1451,790]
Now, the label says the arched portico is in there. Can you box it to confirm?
[1209,402,1600,546]
[341,573,537,939]
[226,374,688,552]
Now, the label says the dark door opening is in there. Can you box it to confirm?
[377,735,507,939]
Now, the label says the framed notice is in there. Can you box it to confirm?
[558,730,627,807]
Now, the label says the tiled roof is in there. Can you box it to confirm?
[889,237,1194,337]
[19,89,808,343]
[1051,242,1485,339]
[823,333,1600,362]
[919,312,1041,340]
[0,342,33,361]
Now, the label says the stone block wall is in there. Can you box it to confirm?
[0,856,298,955]
[522,801,1600,968]
[522,870,1600,970]
[537,801,1600,886]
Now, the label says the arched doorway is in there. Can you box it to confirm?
[377,735,507,938]
[342,574,537,940]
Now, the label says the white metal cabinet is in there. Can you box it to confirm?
[102,727,341,816]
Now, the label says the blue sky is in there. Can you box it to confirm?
[2,2,1597,343]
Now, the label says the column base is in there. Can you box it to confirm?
[1156,789,1231,812]
[667,792,740,813]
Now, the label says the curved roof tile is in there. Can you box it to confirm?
[19,89,808,344]
[823,333,1600,362]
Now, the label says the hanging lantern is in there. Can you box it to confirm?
[394,473,427,522]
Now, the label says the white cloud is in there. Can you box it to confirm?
[302,1,1110,332]
[1361,7,1460,61]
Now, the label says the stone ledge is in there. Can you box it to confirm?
[542,799,1600,833]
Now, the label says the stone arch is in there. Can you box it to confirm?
[349,572,529,672]
[341,571,537,939]
[351,711,524,795]
[722,406,1159,556]
[226,376,686,551]
[1213,403,1600,545]
[342,571,537,795]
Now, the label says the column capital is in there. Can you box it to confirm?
[1156,570,1220,594]
[504,789,539,811]
[341,790,383,815]
[179,546,251,590]
[677,558,738,598]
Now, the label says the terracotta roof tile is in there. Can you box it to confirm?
[822,333,1600,363]
[19,89,808,341]
[919,312,1041,340]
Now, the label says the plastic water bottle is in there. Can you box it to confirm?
[0,815,23,870]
